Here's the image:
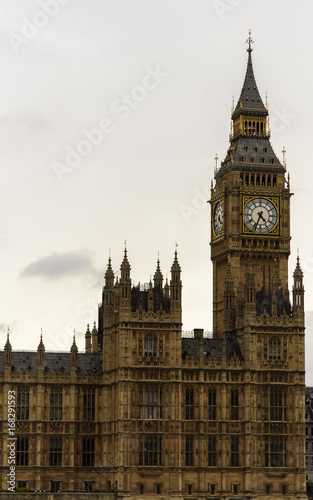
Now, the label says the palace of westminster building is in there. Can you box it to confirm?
[0,35,307,498]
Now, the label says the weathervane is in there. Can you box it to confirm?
[246,29,254,52]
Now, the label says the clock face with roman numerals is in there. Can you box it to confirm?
[244,198,277,233]
[213,201,224,237]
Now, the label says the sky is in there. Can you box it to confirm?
[1,0,313,380]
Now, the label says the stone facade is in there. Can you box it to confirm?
[0,36,307,499]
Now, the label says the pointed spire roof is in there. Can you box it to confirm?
[38,329,45,351]
[171,246,181,273]
[71,332,78,352]
[232,31,267,119]
[154,256,163,287]
[120,247,131,271]
[294,251,304,279]
[105,255,114,279]
[5,328,11,350]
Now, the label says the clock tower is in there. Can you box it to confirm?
[211,32,291,337]
[210,32,306,497]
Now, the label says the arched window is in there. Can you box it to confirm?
[267,175,271,186]
[231,389,239,420]
[269,337,281,361]
[261,157,265,163]
[256,122,259,134]
[251,174,254,185]
[240,155,244,162]
[250,156,254,163]
[244,121,247,134]
[265,386,286,422]
[139,386,162,419]
[186,387,194,420]
[252,121,256,134]
[262,175,266,186]
[256,175,260,186]
[261,122,264,135]
[245,174,249,185]
[273,176,277,187]
[144,334,157,358]
[244,145,248,152]
[248,121,251,134]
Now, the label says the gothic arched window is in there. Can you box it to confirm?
[269,337,281,361]
[144,334,157,358]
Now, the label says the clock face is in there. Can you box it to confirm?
[244,198,278,233]
[213,201,224,237]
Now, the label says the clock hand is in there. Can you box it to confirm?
[258,210,266,223]
[254,214,261,229]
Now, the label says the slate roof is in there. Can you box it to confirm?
[182,333,244,362]
[0,351,102,376]
[216,136,285,177]
[233,49,267,118]
[131,286,170,313]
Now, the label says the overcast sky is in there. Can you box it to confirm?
[1,0,313,381]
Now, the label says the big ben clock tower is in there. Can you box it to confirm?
[210,32,306,497]
[211,32,292,338]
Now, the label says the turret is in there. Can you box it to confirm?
[148,280,154,313]
[244,255,256,313]
[85,324,91,353]
[154,257,163,288]
[293,254,304,322]
[92,322,99,352]
[170,249,182,322]
[4,329,12,366]
[70,334,78,369]
[37,332,45,365]
[120,248,131,314]
[105,255,115,289]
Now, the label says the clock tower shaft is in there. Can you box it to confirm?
[210,36,291,337]
[209,34,306,497]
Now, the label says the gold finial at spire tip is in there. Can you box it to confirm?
[246,29,254,52]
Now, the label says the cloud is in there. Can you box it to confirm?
[21,250,98,280]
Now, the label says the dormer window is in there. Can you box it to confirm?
[264,147,268,153]
[244,145,248,152]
